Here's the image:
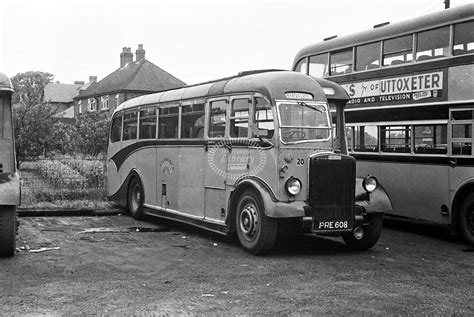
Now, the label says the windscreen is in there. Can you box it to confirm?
[278,102,330,143]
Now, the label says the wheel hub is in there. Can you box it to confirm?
[240,205,259,240]
[132,185,141,210]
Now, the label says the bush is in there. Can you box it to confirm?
[61,158,105,187]
[36,160,87,189]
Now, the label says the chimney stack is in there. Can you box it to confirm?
[89,76,97,83]
[120,47,133,67]
[136,44,146,61]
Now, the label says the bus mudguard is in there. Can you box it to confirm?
[230,177,306,218]
[354,177,393,214]
[0,172,20,205]
[109,169,143,207]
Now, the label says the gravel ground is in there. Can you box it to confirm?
[1,213,472,315]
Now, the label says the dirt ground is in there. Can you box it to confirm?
[1,213,473,315]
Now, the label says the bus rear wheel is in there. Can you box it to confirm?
[0,206,17,257]
[127,177,144,220]
[235,189,277,255]
[342,213,383,250]
[459,193,474,246]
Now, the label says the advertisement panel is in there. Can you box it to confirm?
[340,70,447,107]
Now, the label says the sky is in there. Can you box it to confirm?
[1,0,472,85]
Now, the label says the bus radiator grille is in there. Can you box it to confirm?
[308,154,356,221]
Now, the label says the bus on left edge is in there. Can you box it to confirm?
[0,72,19,257]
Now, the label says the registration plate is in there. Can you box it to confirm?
[315,220,350,230]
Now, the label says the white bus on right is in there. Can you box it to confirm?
[293,4,474,246]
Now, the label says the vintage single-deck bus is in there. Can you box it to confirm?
[107,70,392,254]
[293,4,474,245]
[0,72,19,257]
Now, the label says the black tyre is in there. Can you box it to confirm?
[235,189,277,255]
[343,213,383,250]
[459,193,474,246]
[127,177,144,220]
[0,206,17,257]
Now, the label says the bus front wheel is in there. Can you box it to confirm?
[342,213,383,250]
[235,189,277,255]
[459,193,474,246]
[127,177,144,220]
[0,206,17,257]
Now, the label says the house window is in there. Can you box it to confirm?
[101,96,109,110]
[88,98,97,111]
[116,94,120,108]
[78,100,82,114]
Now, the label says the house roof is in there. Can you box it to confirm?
[44,83,82,103]
[75,59,186,99]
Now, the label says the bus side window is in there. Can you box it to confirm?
[294,58,307,74]
[159,106,179,139]
[122,112,138,141]
[381,126,411,153]
[346,127,354,152]
[181,102,205,139]
[208,100,226,138]
[230,99,250,138]
[453,21,474,55]
[354,125,378,152]
[330,49,352,75]
[309,53,328,77]
[414,125,447,154]
[382,35,413,66]
[110,115,122,143]
[0,94,12,139]
[253,97,274,139]
[356,42,380,71]
[139,107,157,139]
[416,26,450,61]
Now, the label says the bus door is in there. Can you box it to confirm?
[204,98,229,224]
[448,108,474,195]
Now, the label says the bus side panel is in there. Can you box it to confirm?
[106,142,123,199]
[0,140,14,172]
[357,159,450,224]
[157,146,179,211]
[448,65,474,101]
[178,146,205,217]
[137,147,157,207]
[449,164,474,197]
[120,141,138,197]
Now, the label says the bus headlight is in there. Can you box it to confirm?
[285,177,302,196]
[362,176,378,193]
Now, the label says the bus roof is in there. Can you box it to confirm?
[0,72,13,92]
[293,3,474,64]
[114,70,347,113]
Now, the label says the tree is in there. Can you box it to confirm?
[11,71,54,108]
[11,71,55,166]
[75,112,110,157]
[50,121,78,156]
